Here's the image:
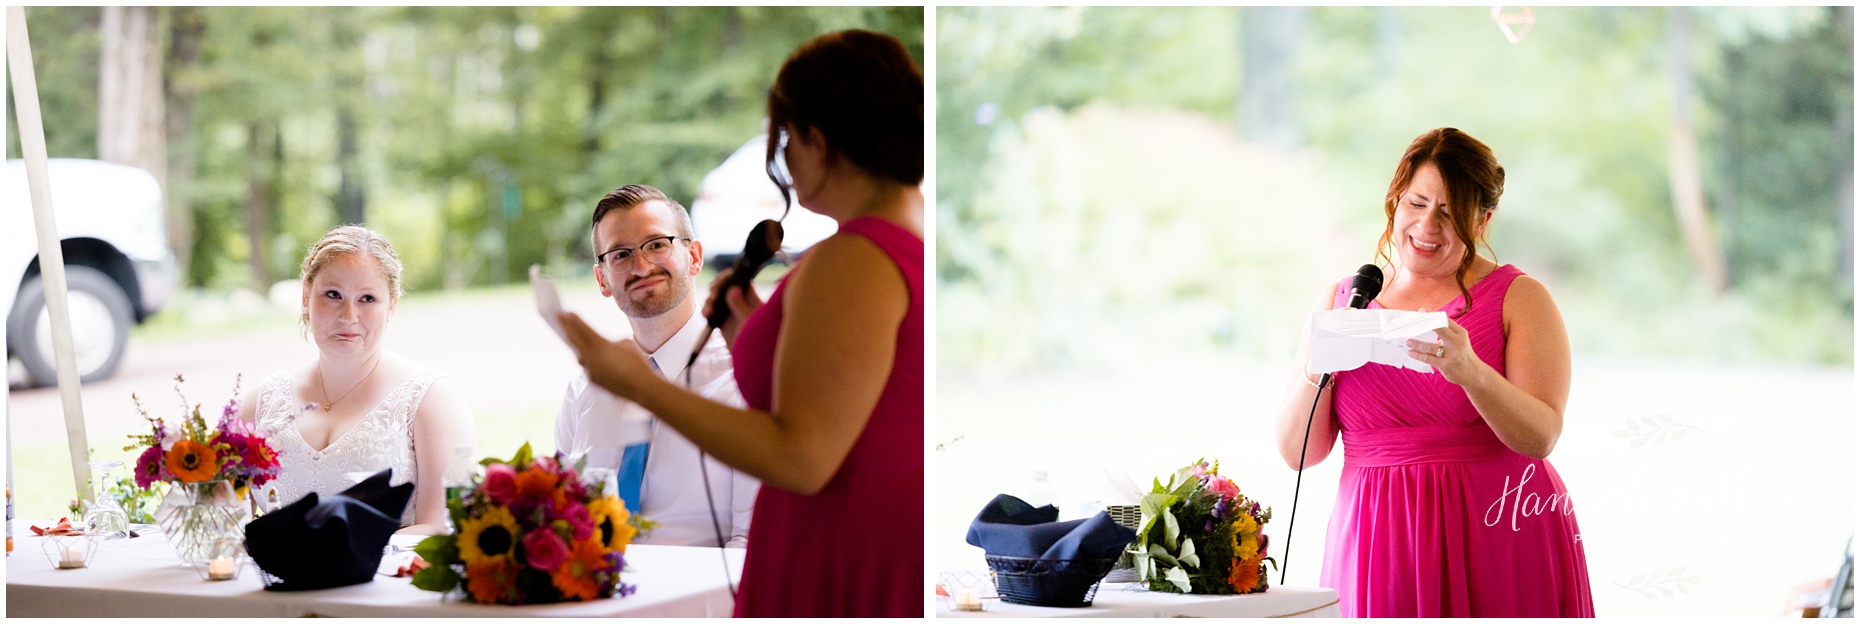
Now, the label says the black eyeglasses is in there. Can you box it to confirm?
[597,236,687,271]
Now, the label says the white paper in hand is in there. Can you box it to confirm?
[1308,308,1448,374]
[530,265,574,353]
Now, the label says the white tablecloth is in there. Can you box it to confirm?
[936,582,1341,618]
[6,528,745,617]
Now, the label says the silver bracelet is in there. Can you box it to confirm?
[1303,359,1330,390]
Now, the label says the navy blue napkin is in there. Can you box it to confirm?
[244,468,413,591]
[966,494,1135,560]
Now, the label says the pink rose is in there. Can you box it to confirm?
[483,464,518,505]
[522,527,569,571]
[1207,474,1240,500]
[561,502,595,542]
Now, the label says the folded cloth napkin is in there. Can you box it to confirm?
[966,494,1136,560]
[244,468,414,591]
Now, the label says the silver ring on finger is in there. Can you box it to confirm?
[1435,346,1444,358]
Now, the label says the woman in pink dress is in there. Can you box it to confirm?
[1274,127,1593,617]
[561,30,923,617]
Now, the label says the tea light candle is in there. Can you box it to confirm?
[955,588,982,611]
[208,556,236,580]
[58,542,86,569]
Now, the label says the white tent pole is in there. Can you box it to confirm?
[7,6,93,505]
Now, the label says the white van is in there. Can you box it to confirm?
[688,135,839,270]
[4,159,177,387]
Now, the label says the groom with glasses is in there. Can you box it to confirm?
[554,184,756,548]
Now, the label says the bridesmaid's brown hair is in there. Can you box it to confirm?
[763,30,924,210]
[1375,127,1506,317]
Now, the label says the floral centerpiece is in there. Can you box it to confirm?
[123,374,281,564]
[123,375,281,494]
[1129,459,1274,595]
[411,443,639,604]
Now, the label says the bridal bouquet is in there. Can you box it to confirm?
[412,443,637,604]
[1130,459,1274,595]
[123,375,281,493]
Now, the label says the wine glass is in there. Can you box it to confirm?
[83,461,130,540]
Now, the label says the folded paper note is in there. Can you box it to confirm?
[1309,308,1448,374]
[531,265,571,350]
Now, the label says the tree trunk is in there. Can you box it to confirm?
[333,8,366,226]
[584,21,609,157]
[1665,7,1729,294]
[98,7,166,188]
[1238,6,1305,152]
[245,122,274,290]
[163,6,205,285]
[1836,6,1855,285]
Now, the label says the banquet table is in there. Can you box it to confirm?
[6,527,746,617]
[935,581,1341,618]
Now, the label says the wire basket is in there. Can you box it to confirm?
[984,555,1119,608]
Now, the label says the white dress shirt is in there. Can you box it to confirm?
[555,311,758,548]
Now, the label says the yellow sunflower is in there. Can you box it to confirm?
[587,494,636,553]
[1232,513,1260,561]
[458,506,521,564]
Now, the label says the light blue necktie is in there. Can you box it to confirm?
[615,358,662,514]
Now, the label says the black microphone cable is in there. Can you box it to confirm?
[682,359,737,600]
[1280,264,1381,587]
[1282,371,1330,586]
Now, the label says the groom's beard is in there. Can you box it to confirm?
[618,267,690,319]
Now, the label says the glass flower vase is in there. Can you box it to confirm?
[157,480,250,565]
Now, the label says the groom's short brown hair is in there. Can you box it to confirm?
[592,185,693,241]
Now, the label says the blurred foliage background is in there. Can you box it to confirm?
[7,6,923,295]
[937,6,1854,375]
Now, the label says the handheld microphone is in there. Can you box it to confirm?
[1346,264,1384,310]
[1282,264,1383,585]
[705,219,785,331]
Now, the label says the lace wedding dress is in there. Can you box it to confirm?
[252,369,441,527]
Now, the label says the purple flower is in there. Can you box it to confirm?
[133,446,165,489]
[617,582,637,597]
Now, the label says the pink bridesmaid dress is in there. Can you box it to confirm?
[1319,264,1594,617]
[728,216,924,617]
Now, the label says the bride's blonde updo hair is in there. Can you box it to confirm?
[298,225,404,336]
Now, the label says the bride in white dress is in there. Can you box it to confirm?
[239,225,476,535]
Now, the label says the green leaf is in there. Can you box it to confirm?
[1161,508,1180,548]
[1147,544,1179,568]
[512,442,534,468]
[1138,492,1179,547]
[1179,537,1199,569]
[1169,466,1198,498]
[411,564,462,593]
[414,535,460,567]
[1130,549,1151,578]
[1163,566,1192,593]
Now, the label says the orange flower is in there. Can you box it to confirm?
[515,463,559,502]
[165,439,219,482]
[550,537,608,601]
[1229,555,1265,594]
[466,557,519,604]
